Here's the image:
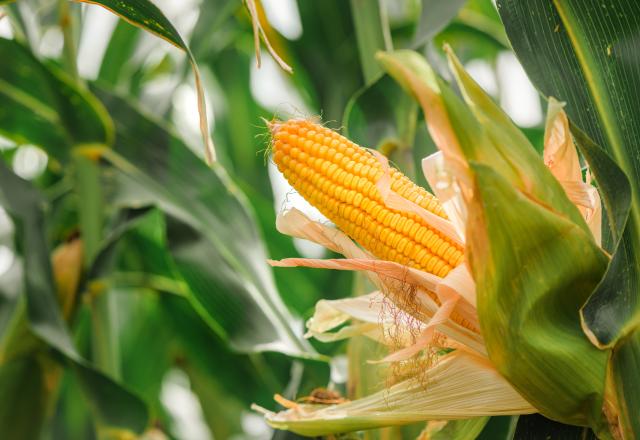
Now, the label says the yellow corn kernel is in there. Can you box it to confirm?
[272,118,462,273]
[271,119,470,327]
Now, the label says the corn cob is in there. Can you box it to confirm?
[271,119,464,278]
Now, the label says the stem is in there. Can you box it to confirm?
[248,353,283,394]
[58,0,119,380]
[89,286,121,378]
[58,0,79,83]
[350,0,392,83]
[74,155,102,265]
[74,154,120,379]
[4,3,30,47]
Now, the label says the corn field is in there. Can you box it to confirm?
[0,0,638,439]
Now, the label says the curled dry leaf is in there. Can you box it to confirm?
[244,0,293,74]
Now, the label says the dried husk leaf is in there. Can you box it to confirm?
[422,152,467,239]
[544,99,582,185]
[256,351,534,437]
[305,290,485,357]
[543,99,602,245]
[304,293,389,344]
[274,209,480,339]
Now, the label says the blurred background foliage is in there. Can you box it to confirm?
[0,0,567,438]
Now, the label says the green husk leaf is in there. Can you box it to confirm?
[377,48,588,231]
[467,162,609,430]
[445,47,590,232]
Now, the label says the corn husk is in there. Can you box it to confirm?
[260,48,613,437]
[378,48,612,435]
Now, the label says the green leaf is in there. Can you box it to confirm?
[117,290,172,410]
[162,293,284,438]
[0,161,149,435]
[92,86,316,358]
[428,417,490,440]
[569,125,631,249]
[568,126,634,348]
[287,0,364,122]
[0,38,113,160]
[445,47,588,229]
[78,0,215,163]
[413,0,468,48]
[0,356,53,439]
[207,48,273,196]
[611,328,640,439]
[513,414,596,440]
[434,22,504,64]
[454,0,510,49]
[478,416,518,440]
[343,74,419,175]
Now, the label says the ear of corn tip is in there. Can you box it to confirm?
[269,118,464,279]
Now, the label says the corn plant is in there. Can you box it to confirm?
[0,0,637,439]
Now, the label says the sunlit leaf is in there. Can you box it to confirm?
[97,19,141,89]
